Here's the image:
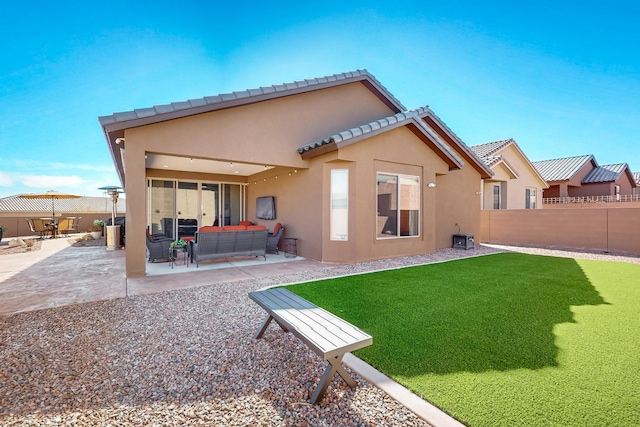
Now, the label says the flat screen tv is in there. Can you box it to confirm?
[256,196,276,220]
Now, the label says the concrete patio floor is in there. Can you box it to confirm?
[0,236,323,316]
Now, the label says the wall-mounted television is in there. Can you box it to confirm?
[256,196,276,220]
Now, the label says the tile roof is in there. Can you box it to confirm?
[469,139,514,159]
[408,106,493,178]
[531,155,596,182]
[581,163,629,184]
[0,195,125,214]
[99,69,405,128]
[297,109,463,167]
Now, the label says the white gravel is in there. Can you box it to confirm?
[1,244,636,426]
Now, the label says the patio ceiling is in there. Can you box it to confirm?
[145,154,274,176]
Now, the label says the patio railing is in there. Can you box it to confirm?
[543,195,640,204]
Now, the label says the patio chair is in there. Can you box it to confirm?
[26,218,49,239]
[57,218,72,237]
[266,223,284,254]
[66,217,80,233]
[146,230,173,262]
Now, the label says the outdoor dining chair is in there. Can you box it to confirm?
[26,218,50,239]
[57,218,72,237]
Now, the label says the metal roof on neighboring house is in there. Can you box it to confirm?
[632,172,640,186]
[0,195,125,214]
[582,163,630,184]
[531,155,596,182]
[297,109,464,168]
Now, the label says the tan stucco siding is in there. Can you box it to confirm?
[321,127,452,263]
[483,145,546,210]
[120,82,399,276]
[126,82,395,169]
[245,166,324,261]
[435,165,483,249]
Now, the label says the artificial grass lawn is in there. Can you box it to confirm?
[287,253,640,427]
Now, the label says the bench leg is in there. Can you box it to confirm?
[254,315,289,339]
[309,354,356,404]
[254,315,273,339]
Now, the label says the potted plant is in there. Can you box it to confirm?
[0,225,6,241]
[89,220,104,240]
[169,238,187,253]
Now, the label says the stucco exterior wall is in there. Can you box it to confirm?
[482,144,546,210]
[319,127,452,263]
[121,82,397,276]
[435,165,483,249]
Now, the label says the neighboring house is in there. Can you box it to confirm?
[532,155,636,201]
[470,139,548,209]
[99,69,492,278]
[633,173,640,197]
[0,195,125,238]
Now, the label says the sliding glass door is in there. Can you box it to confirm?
[201,183,219,226]
[176,181,198,239]
[147,179,245,237]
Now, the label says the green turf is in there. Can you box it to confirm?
[286,253,640,426]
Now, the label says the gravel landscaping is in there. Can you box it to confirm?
[1,244,637,426]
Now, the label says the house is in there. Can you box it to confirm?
[633,173,640,197]
[532,155,636,201]
[99,70,492,278]
[470,139,548,209]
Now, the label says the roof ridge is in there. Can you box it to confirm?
[297,109,462,167]
[99,69,405,126]
[298,110,420,153]
[531,154,593,164]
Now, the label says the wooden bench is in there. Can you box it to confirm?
[248,287,373,404]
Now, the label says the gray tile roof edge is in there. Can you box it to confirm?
[298,111,464,168]
[98,69,405,128]
[469,139,514,158]
[410,106,493,177]
[472,139,548,187]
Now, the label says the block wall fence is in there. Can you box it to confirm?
[481,208,640,257]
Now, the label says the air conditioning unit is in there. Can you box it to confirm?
[452,234,474,250]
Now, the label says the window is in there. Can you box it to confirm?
[493,185,501,209]
[330,170,349,240]
[377,173,420,238]
[525,188,536,209]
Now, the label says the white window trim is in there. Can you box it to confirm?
[376,172,421,240]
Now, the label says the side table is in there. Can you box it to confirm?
[170,245,189,269]
[284,237,298,258]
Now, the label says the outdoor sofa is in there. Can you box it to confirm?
[191,225,268,267]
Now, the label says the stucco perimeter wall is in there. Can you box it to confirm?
[481,208,640,256]
[0,214,116,239]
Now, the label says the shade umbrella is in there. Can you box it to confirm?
[19,190,81,218]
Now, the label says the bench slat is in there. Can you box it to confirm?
[256,288,369,342]
[249,288,372,359]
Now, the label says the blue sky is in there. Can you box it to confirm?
[1,1,638,198]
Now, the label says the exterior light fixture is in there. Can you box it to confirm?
[428,182,436,188]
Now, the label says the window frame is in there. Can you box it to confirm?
[376,172,421,239]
